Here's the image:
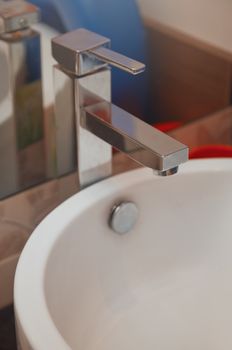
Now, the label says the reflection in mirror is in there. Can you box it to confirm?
[0,30,47,200]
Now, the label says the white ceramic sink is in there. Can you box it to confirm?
[14,159,232,350]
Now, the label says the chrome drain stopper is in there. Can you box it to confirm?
[109,201,138,234]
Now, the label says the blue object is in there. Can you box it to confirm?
[31,0,149,121]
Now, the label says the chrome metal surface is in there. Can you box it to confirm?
[0,2,46,199]
[84,101,188,172]
[53,67,76,177]
[110,202,139,234]
[54,66,112,187]
[0,1,39,34]
[90,46,145,75]
[52,28,145,76]
[52,28,110,76]
[157,166,179,177]
[53,28,188,189]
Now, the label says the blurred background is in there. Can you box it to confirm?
[29,0,232,127]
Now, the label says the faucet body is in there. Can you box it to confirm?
[54,63,112,188]
[52,28,188,188]
[0,1,46,199]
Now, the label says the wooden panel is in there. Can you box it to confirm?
[169,107,232,149]
[146,20,232,123]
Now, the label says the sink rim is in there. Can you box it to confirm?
[14,158,232,350]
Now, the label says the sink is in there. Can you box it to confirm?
[14,159,232,350]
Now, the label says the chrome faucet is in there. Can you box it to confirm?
[52,28,188,188]
[0,0,46,199]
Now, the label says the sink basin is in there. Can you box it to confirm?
[14,159,232,350]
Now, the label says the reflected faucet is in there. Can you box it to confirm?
[52,28,188,188]
[0,1,45,199]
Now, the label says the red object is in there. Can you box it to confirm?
[153,121,232,159]
[153,121,183,133]
[190,145,232,159]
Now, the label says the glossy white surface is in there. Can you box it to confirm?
[14,159,232,349]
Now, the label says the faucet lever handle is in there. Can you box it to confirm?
[90,46,145,75]
[52,28,145,76]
